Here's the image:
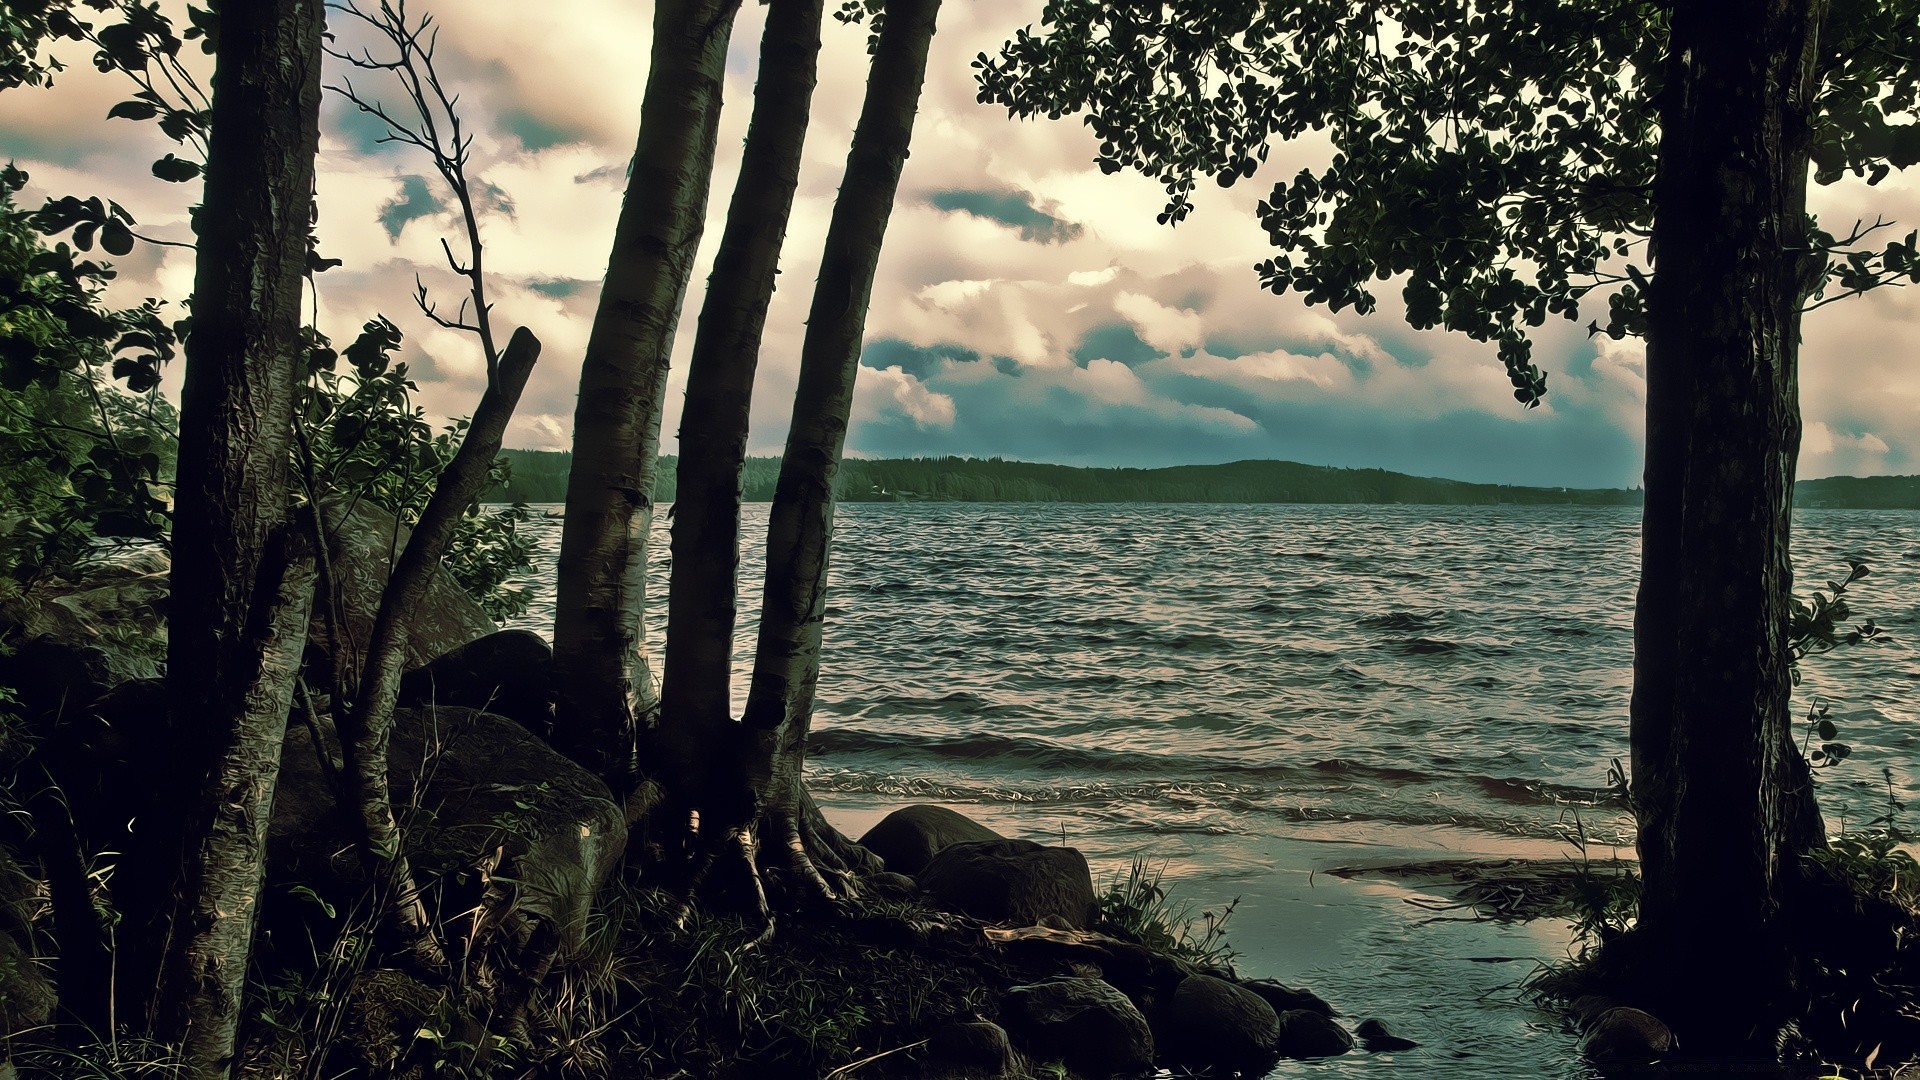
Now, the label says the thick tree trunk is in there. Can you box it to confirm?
[1630,0,1829,1054]
[660,0,827,778]
[153,0,325,1069]
[553,0,741,793]
[339,328,538,969]
[736,0,942,895]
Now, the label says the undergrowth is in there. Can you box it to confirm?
[1092,856,1240,969]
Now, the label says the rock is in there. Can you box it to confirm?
[1355,1017,1419,1051]
[867,871,920,899]
[859,804,1003,877]
[0,560,168,723]
[1164,972,1282,1070]
[921,839,1096,929]
[1243,977,1336,1017]
[326,967,443,1078]
[313,499,496,672]
[1579,1006,1672,1064]
[397,628,553,736]
[270,706,625,953]
[923,1020,1021,1079]
[0,848,52,1039]
[1566,993,1621,1030]
[1001,977,1154,1078]
[1275,1008,1354,1058]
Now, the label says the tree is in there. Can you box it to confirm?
[735,0,943,907]
[552,0,743,792]
[661,0,829,806]
[977,0,1918,1059]
[157,0,325,1070]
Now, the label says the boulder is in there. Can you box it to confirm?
[0,558,168,723]
[1001,977,1154,1078]
[0,848,52,1040]
[921,839,1096,929]
[1243,976,1336,1017]
[270,706,624,954]
[859,804,1003,877]
[1579,1006,1672,1064]
[1163,972,1282,1070]
[397,629,553,736]
[1355,1017,1419,1051]
[923,1019,1021,1079]
[1275,1008,1354,1058]
[313,499,496,673]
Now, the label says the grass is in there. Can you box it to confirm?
[1091,856,1240,969]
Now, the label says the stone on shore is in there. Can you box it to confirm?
[270,705,624,953]
[1355,1017,1420,1051]
[314,499,496,671]
[1579,1006,1672,1064]
[1001,976,1154,1078]
[396,628,554,736]
[921,838,1096,929]
[859,804,1003,877]
[1244,976,1337,1017]
[1276,1007,1354,1057]
[1163,971,1283,1070]
[922,1019,1022,1079]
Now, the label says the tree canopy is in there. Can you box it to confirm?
[975,0,1920,406]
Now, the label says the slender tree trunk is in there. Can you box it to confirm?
[153,0,325,1068]
[340,327,539,969]
[1630,0,1829,1054]
[553,0,742,793]
[660,0,827,780]
[736,0,942,896]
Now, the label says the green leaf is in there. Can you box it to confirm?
[151,154,201,183]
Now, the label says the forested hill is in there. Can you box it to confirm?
[488,451,1641,505]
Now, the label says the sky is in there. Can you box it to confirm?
[3,1,1916,488]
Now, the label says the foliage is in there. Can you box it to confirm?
[0,167,175,599]
[297,317,532,621]
[1808,769,1920,913]
[975,0,1920,405]
[1788,561,1886,770]
[1093,856,1239,968]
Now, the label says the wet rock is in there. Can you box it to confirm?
[1164,972,1282,1070]
[921,839,1096,929]
[270,706,625,955]
[1244,976,1337,1017]
[1002,977,1154,1078]
[1579,1006,1672,1064]
[1276,1008,1354,1058]
[923,1019,1021,1079]
[1355,1017,1419,1051]
[859,804,1003,877]
[397,628,553,736]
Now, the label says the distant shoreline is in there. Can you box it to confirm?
[484,450,1920,509]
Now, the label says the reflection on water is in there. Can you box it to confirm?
[499,502,1919,1078]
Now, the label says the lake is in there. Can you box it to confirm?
[500,502,1920,1077]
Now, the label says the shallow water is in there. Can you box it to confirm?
[499,502,1920,1077]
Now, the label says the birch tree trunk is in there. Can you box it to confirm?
[1629,0,1830,1054]
[660,0,826,781]
[553,0,742,793]
[737,0,943,896]
[155,0,325,1069]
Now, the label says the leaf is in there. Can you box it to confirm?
[107,99,158,121]
[99,219,134,257]
[151,154,201,183]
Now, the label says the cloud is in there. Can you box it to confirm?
[926,188,1083,244]
[377,175,443,240]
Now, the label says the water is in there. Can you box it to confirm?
[500,503,1920,1076]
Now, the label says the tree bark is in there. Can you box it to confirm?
[153,0,326,1068]
[1630,0,1829,1054]
[339,327,539,968]
[552,0,742,793]
[660,0,827,778]
[737,0,942,892]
